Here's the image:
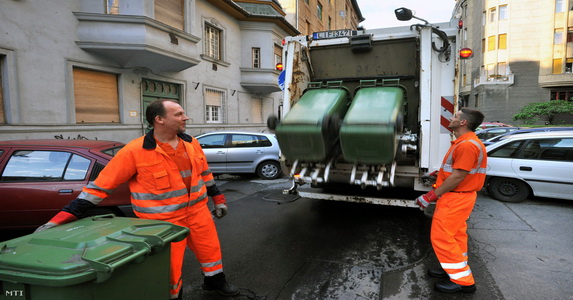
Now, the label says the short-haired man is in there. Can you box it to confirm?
[415,107,487,293]
[37,99,238,299]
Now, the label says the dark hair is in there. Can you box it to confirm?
[460,107,485,131]
[145,99,175,127]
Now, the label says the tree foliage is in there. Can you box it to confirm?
[513,101,573,125]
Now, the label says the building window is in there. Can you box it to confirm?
[482,11,486,26]
[252,48,260,68]
[205,88,225,123]
[498,34,507,49]
[306,20,311,36]
[155,0,184,30]
[274,44,282,67]
[498,62,507,75]
[553,58,563,74]
[550,90,573,100]
[566,59,573,73]
[488,35,496,51]
[487,63,496,76]
[205,24,222,60]
[556,0,565,13]
[328,16,332,30]
[317,3,323,21]
[499,5,508,20]
[250,97,263,123]
[482,38,486,52]
[555,28,564,44]
[73,68,120,123]
[106,0,119,14]
[489,7,496,23]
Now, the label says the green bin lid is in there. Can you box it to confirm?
[0,215,189,286]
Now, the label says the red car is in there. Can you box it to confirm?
[478,122,513,130]
[0,139,134,230]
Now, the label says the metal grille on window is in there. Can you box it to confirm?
[205,24,221,60]
[205,88,225,123]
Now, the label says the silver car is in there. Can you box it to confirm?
[195,131,282,180]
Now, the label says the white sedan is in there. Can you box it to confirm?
[485,131,573,202]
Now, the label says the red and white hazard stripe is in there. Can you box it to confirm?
[440,96,454,133]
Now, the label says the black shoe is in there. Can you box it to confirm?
[202,282,240,296]
[434,280,476,293]
[427,268,449,278]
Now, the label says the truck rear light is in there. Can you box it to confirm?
[459,48,473,59]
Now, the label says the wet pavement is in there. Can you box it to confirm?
[181,175,573,300]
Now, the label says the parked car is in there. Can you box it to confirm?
[485,131,573,202]
[478,122,513,130]
[0,139,133,230]
[195,131,282,180]
[483,126,573,146]
[475,127,522,141]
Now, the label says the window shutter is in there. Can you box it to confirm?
[73,68,120,123]
[155,0,184,30]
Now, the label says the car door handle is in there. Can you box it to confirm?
[217,151,226,155]
[519,166,532,171]
[256,150,263,154]
[59,189,73,194]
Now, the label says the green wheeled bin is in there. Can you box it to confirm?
[276,88,349,162]
[340,87,405,164]
[0,215,189,300]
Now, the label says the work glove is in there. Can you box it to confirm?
[34,222,58,233]
[34,211,78,233]
[415,190,439,210]
[211,194,228,219]
[421,170,438,186]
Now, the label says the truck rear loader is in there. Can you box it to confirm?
[268,9,465,208]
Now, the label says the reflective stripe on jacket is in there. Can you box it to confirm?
[436,132,488,192]
[78,130,216,220]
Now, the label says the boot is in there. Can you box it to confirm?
[202,273,239,296]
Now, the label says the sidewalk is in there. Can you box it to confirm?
[469,193,573,300]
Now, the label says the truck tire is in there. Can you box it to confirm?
[257,160,281,180]
[487,177,530,203]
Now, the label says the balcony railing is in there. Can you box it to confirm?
[473,73,514,87]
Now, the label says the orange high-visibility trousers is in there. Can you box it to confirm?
[431,192,476,286]
[168,202,223,298]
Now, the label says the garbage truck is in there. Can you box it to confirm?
[268,9,466,207]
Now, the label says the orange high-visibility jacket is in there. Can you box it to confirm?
[63,131,219,220]
[436,131,487,192]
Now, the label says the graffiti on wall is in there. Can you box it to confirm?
[54,134,98,140]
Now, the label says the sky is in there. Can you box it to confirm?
[355,0,457,29]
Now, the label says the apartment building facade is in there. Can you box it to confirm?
[0,0,298,141]
[457,0,573,124]
[279,0,364,35]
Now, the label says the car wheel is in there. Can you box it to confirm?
[256,161,281,180]
[487,177,530,203]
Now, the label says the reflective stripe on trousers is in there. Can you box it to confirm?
[168,202,223,297]
[431,192,476,285]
